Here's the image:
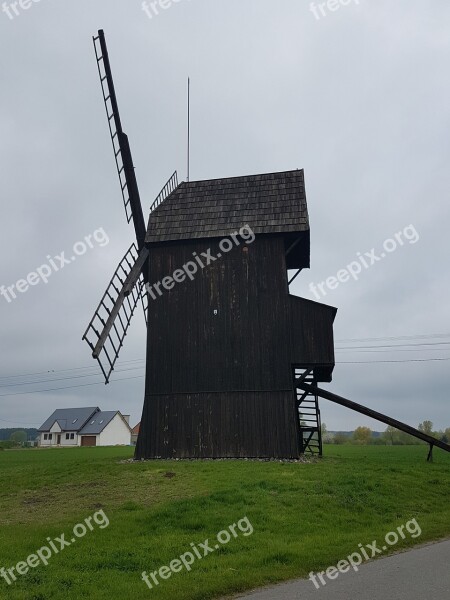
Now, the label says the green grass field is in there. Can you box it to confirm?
[0,445,449,600]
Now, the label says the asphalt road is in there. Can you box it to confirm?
[233,539,450,600]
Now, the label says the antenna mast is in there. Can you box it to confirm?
[187,77,190,182]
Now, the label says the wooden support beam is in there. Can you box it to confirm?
[285,236,302,257]
[297,390,310,405]
[297,382,450,458]
[288,269,302,285]
[294,369,313,387]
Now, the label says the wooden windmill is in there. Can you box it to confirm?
[83,31,450,462]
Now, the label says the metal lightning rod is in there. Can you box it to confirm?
[187,77,190,182]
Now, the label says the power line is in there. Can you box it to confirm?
[1,334,449,381]
[0,358,145,381]
[336,333,450,343]
[0,355,448,399]
[337,357,450,364]
[0,366,144,389]
[0,417,41,425]
[336,347,450,354]
[1,355,448,424]
[0,374,145,398]
[336,342,450,350]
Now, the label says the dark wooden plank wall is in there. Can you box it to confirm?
[145,236,292,393]
[289,295,336,380]
[136,235,302,458]
[137,391,300,458]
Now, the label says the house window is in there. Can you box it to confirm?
[44,434,48,440]
[48,434,52,440]
[66,433,70,440]
[70,433,75,440]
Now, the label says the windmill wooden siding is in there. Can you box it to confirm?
[135,170,337,459]
[139,392,299,458]
[289,296,337,383]
[145,237,291,393]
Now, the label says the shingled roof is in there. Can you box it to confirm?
[78,411,125,435]
[39,407,99,432]
[145,169,309,244]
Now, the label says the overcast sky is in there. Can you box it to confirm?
[0,0,449,433]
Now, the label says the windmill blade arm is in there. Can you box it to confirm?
[93,30,146,248]
[82,244,146,383]
[119,132,147,248]
[92,248,149,359]
[124,247,149,295]
[92,289,128,360]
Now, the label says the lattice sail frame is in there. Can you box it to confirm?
[93,31,134,224]
[85,30,180,384]
[82,244,148,383]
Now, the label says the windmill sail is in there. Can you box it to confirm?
[93,30,147,249]
[85,29,180,384]
[82,245,148,383]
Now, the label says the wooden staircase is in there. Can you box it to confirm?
[294,368,322,456]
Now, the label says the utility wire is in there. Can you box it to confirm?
[2,334,449,381]
[1,355,449,399]
[0,366,144,389]
[0,358,145,381]
[336,333,450,343]
[336,347,450,353]
[0,375,145,398]
[337,357,450,364]
[1,348,447,391]
[336,342,450,350]
[0,417,41,425]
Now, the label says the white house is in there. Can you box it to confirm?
[38,407,131,447]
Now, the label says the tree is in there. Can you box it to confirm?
[9,430,27,445]
[383,426,397,445]
[353,426,372,445]
[437,429,449,444]
[418,421,433,436]
[371,436,386,446]
[397,430,421,445]
[443,428,450,444]
[333,433,348,445]
[321,423,334,444]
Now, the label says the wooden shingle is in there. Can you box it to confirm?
[145,169,309,244]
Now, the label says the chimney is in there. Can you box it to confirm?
[122,414,130,425]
